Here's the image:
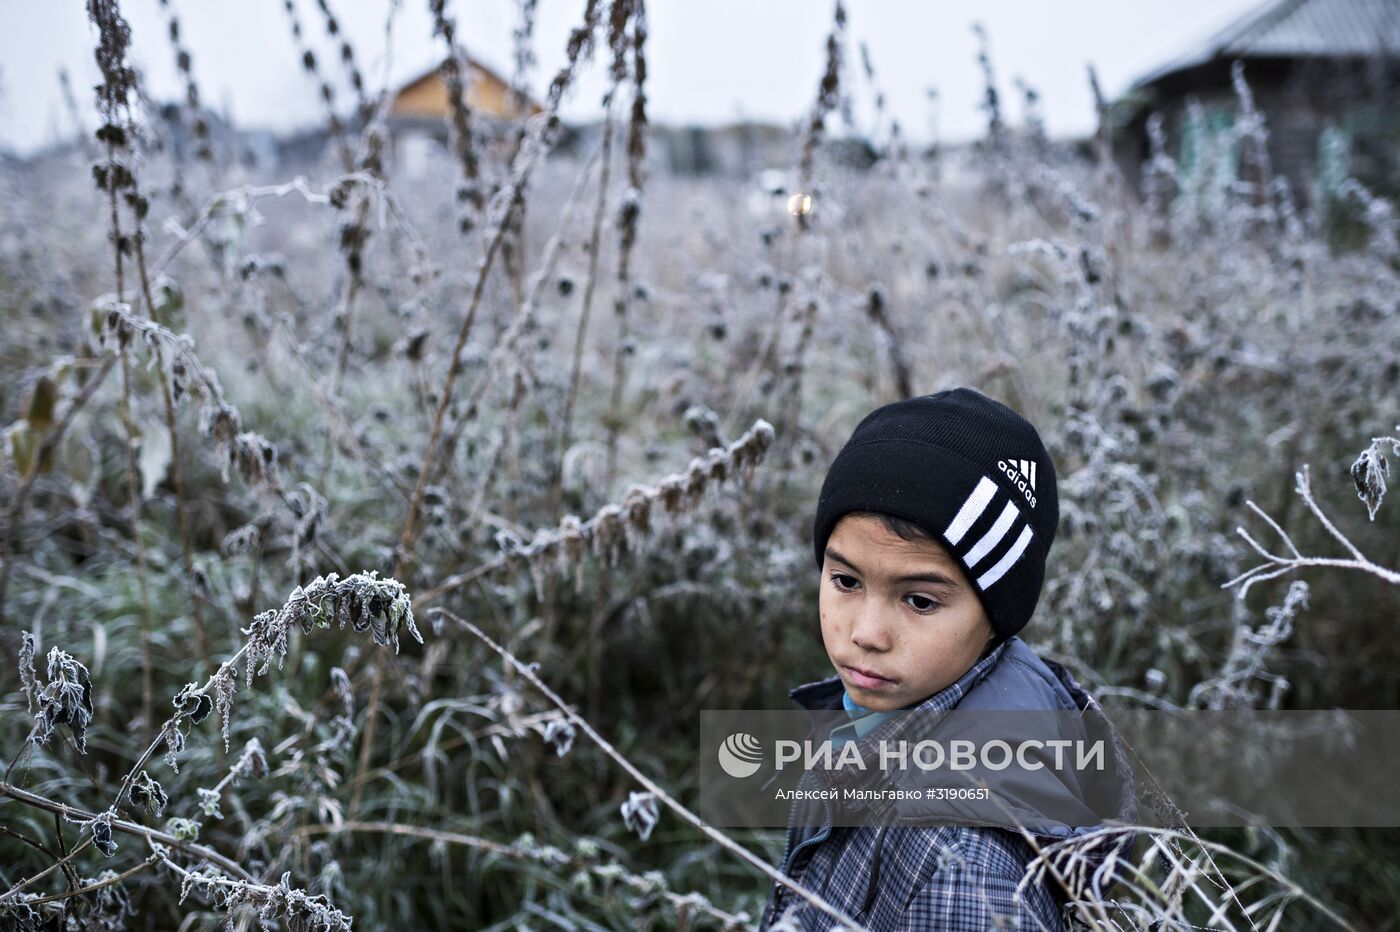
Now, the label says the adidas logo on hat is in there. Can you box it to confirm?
[997,457,1038,508]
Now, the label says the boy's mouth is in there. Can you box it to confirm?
[842,664,898,690]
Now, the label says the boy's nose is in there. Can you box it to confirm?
[848,603,892,652]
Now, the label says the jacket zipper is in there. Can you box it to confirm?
[769,769,834,922]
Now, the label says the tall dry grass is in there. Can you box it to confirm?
[1,0,1398,928]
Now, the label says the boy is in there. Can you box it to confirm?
[759,387,1136,931]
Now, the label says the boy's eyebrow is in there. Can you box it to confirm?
[824,547,964,590]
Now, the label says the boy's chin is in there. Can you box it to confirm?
[842,680,907,709]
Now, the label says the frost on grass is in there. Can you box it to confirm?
[242,570,419,688]
[167,855,353,932]
[0,866,136,929]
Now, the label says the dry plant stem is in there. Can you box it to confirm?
[1224,465,1400,598]
[100,109,157,746]
[317,195,371,490]
[0,782,256,894]
[393,170,524,570]
[291,821,749,927]
[436,132,607,507]
[314,0,369,117]
[27,853,161,907]
[600,3,647,491]
[417,416,774,607]
[150,845,345,922]
[91,0,212,669]
[1045,824,1350,929]
[154,177,332,276]
[437,609,867,931]
[279,0,354,172]
[121,179,213,676]
[142,311,211,675]
[118,353,157,748]
[554,96,618,516]
[394,0,608,569]
[345,664,382,820]
[0,824,59,862]
[1109,714,1275,930]
[0,355,117,624]
[722,229,799,442]
[49,811,82,896]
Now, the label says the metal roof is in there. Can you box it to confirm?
[1133,0,1400,88]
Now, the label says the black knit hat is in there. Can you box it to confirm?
[811,387,1059,641]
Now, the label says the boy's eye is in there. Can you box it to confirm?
[906,595,941,613]
[829,573,859,591]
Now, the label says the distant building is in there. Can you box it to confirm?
[1114,0,1400,206]
[389,57,542,124]
[385,54,543,176]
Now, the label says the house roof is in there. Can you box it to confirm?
[1132,0,1400,89]
[388,47,542,111]
[397,55,509,96]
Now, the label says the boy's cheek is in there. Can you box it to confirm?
[818,611,841,653]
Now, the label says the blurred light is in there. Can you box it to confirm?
[787,193,812,217]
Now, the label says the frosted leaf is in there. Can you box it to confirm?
[1350,442,1390,521]
[17,631,37,714]
[540,718,576,758]
[241,572,420,688]
[71,810,119,858]
[172,682,213,724]
[621,790,659,842]
[164,817,200,842]
[33,647,94,754]
[163,721,187,772]
[214,667,237,754]
[239,736,269,779]
[129,770,168,817]
[331,667,354,719]
[196,787,224,820]
[220,523,262,558]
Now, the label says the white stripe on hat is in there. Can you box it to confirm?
[963,500,1019,569]
[976,524,1034,589]
[944,475,997,545]
[1030,459,1037,489]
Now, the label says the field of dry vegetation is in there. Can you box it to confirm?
[2,0,1399,928]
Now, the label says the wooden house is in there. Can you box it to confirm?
[1113,0,1400,206]
[385,54,544,175]
[389,56,542,124]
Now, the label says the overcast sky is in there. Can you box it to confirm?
[0,0,1263,156]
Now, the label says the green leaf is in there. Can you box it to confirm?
[23,375,57,431]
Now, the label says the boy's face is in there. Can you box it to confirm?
[819,513,996,711]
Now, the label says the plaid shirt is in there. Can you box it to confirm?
[758,637,1136,931]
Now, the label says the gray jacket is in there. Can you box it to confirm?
[759,636,1138,930]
